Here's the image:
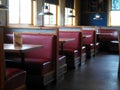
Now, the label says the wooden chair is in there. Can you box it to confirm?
[0,28,26,90]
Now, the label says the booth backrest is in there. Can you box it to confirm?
[4,27,58,62]
[98,28,118,41]
[4,33,13,43]
[59,31,82,50]
[82,30,95,45]
[59,27,82,51]
[23,33,56,60]
[81,26,97,45]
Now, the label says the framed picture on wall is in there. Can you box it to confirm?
[111,0,120,10]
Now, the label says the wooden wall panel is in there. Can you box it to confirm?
[0,0,7,26]
[0,28,5,90]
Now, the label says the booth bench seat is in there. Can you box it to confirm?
[82,27,99,59]
[4,32,57,88]
[5,68,26,90]
[98,28,118,52]
[0,29,26,90]
[59,30,86,69]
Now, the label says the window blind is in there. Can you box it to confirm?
[45,0,59,5]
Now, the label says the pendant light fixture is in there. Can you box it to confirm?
[68,9,75,18]
[67,0,75,18]
[93,0,103,20]
[0,0,8,10]
[93,13,102,20]
[39,3,53,16]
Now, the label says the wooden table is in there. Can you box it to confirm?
[59,38,75,55]
[4,44,43,68]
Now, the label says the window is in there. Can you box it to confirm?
[8,0,32,24]
[109,0,120,26]
[44,3,57,26]
[111,0,120,10]
[110,11,120,26]
[65,8,74,25]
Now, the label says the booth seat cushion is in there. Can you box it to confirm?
[6,68,26,79]
[62,49,79,57]
[85,44,94,50]
[96,42,99,48]
[82,46,86,53]
[25,58,52,74]
[6,68,26,90]
[6,58,52,75]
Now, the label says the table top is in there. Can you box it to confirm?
[59,38,75,43]
[96,33,113,35]
[83,35,92,38]
[110,41,119,43]
[4,44,43,52]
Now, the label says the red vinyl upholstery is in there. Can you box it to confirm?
[59,31,86,68]
[0,29,26,90]
[97,28,118,52]
[4,32,57,87]
[59,31,81,50]
[98,29,118,41]
[5,68,26,90]
[83,30,94,45]
[82,30,99,58]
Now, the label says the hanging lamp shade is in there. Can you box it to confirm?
[66,0,75,18]
[68,14,75,17]
[39,5,53,16]
[68,10,75,18]
[0,1,8,10]
[93,1,103,20]
[0,5,8,10]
